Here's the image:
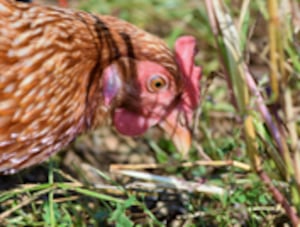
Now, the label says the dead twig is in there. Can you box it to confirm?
[110,159,250,172]
[112,170,225,196]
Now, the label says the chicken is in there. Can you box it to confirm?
[0,0,201,174]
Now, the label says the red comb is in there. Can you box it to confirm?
[175,36,202,124]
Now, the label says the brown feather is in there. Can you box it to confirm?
[0,0,180,173]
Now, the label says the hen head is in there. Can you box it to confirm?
[101,36,201,155]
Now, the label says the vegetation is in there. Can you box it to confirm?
[1,0,300,226]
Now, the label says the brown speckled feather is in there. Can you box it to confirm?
[0,0,179,173]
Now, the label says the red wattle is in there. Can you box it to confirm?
[113,108,160,136]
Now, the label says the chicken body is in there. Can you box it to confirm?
[0,0,201,174]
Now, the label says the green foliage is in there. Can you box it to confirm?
[42,202,72,227]
[108,196,136,227]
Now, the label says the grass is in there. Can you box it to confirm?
[1,0,300,226]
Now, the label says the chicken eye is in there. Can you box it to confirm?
[147,75,168,92]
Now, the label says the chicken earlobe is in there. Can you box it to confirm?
[102,64,122,107]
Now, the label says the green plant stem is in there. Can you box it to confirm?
[267,0,279,101]
[48,159,56,227]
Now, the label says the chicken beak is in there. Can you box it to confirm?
[159,109,192,157]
